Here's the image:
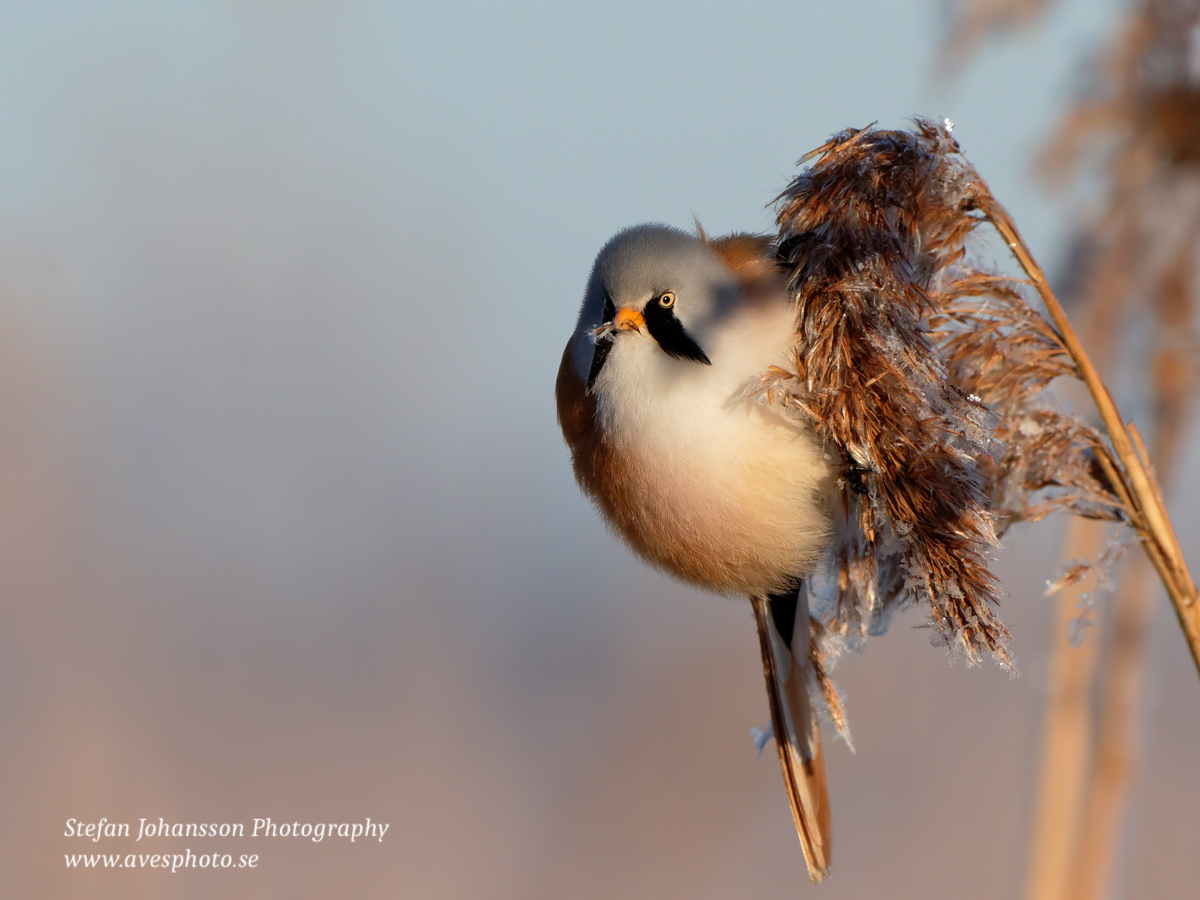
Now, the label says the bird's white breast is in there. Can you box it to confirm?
[576,301,837,596]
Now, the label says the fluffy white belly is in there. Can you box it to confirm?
[602,385,836,597]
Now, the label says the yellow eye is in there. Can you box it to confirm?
[658,292,676,308]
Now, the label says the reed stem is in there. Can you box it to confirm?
[977,195,1200,678]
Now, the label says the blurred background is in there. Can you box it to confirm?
[2,1,1197,898]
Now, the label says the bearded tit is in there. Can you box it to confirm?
[556,223,839,881]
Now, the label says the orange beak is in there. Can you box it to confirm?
[614,307,645,334]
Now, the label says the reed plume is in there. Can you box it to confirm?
[759,121,1198,725]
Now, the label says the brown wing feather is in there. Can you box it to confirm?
[706,233,780,297]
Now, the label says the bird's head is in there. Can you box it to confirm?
[571,224,742,391]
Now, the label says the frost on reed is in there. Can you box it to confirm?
[761,120,1138,686]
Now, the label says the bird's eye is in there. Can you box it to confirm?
[658,292,676,309]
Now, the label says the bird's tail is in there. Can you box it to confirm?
[751,588,832,883]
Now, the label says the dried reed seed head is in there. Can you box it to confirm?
[770,120,1129,667]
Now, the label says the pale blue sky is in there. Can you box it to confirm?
[0,0,1134,629]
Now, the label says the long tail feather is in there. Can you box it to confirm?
[752,590,832,882]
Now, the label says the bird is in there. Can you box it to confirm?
[555,222,841,882]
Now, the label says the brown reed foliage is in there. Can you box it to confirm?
[940,4,1200,897]
[1035,4,1200,897]
[1068,252,1196,900]
[759,120,1199,690]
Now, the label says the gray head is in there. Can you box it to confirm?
[572,224,743,388]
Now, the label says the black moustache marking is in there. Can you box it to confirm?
[587,335,613,390]
[586,295,618,390]
[643,298,711,365]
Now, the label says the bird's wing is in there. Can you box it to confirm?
[704,232,782,298]
[751,589,831,883]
